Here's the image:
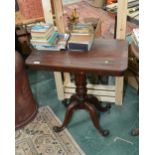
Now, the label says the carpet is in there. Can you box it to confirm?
[15,106,85,155]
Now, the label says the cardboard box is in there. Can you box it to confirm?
[83,18,102,38]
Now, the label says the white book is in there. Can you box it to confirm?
[133,28,139,43]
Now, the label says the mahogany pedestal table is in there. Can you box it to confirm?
[26,39,128,136]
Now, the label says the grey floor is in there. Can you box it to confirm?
[27,69,139,155]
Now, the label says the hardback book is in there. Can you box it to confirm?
[133,28,139,42]
[31,26,55,37]
[31,23,53,32]
[31,29,55,40]
[31,31,59,45]
[32,33,69,51]
[68,34,94,51]
[32,44,64,51]
[71,23,94,36]
[131,28,139,47]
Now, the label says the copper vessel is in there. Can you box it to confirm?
[15,51,37,129]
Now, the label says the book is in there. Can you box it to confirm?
[31,28,54,39]
[32,33,70,51]
[31,30,55,41]
[31,23,53,32]
[68,34,94,51]
[68,43,91,51]
[71,23,94,36]
[68,34,94,43]
[32,44,64,51]
[131,28,139,47]
[133,28,139,42]
[31,26,55,37]
[31,31,59,45]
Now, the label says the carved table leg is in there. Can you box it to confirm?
[53,72,110,136]
[53,101,78,132]
[84,102,109,136]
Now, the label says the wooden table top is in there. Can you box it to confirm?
[26,39,128,76]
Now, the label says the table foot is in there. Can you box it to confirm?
[131,128,139,136]
[99,129,110,137]
[53,101,78,133]
[53,126,65,132]
[84,102,109,137]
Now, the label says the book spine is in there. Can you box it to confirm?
[48,32,59,44]
[68,43,88,51]
[31,30,56,42]
[33,44,61,51]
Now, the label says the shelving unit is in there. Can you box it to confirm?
[16,0,128,105]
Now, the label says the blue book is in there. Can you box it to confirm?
[31,23,52,32]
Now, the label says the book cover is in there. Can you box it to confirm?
[71,23,94,36]
[31,33,69,51]
[31,23,53,32]
[68,43,89,51]
[68,34,94,44]
[31,31,59,44]
[31,30,55,41]
[31,26,55,37]
[68,34,94,51]
[133,28,139,43]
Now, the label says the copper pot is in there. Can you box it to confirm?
[15,51,37,129]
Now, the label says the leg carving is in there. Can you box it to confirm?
[84,102,109,137]
[53,101,78,132]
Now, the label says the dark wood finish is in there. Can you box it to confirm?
[26,39,128,75]
[15,52,38,130]
[54,72,111,136]
[129,42,139,136]
[128,42,139,81]
[26,38,128,136]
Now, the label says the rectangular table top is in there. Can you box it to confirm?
[26,39,128,76]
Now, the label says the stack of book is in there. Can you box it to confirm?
[68,23,94,51]
[131,28,139,47]
[30,23,69,51]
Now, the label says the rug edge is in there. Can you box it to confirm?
[40,105,86,155]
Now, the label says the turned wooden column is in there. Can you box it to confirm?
[72,73,87,102]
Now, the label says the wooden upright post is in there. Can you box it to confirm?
[41,0,65,100]
[52,0,65,33]
[116,0,128,39]
[41,0,54,24]
[54,72,65,100]
[115,0,128,105]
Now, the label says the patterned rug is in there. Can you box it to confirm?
[15,106,85,155]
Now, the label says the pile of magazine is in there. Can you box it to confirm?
[30,22,69,51]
